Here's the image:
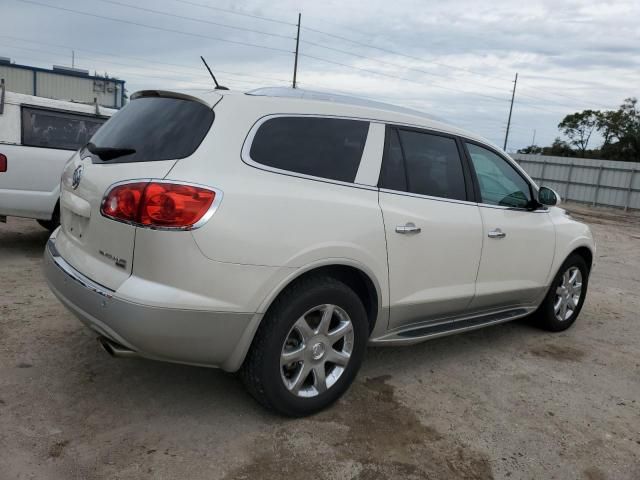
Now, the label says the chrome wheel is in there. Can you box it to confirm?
[280,304,354,398]
[554,266,583,322]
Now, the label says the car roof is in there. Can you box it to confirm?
[4,91,117,116]
[131,86,502,153]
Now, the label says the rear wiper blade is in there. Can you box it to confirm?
[86,142,136,160]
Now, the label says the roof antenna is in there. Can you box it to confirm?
[200,56,229,90]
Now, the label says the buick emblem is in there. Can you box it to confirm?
[71,165,84,190]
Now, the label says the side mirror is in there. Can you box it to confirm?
[538,186,560,206]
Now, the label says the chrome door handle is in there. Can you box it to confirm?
[488,228,506,239]
[396,223,421,234]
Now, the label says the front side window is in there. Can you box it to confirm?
[21,107,107,150]
[249,116,369,183]
[466,143,532,208]
[379,127,467,201]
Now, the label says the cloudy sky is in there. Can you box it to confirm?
[3,0,639,150]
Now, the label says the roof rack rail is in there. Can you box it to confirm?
[246,87,443,123]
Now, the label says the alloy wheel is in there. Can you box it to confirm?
[280,304,354,398]
[554,266,583,322]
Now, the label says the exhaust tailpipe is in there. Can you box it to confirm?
[97,336,138,358]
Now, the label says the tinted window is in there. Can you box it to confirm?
[379,128,407,191]
[380,128,466,201]
[466,143,532,208]
[87,96,214,163]
[21,107,107,150]
[249,117,369,183]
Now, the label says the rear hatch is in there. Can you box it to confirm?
[55,91,218,291]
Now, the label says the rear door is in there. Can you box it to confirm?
[378,126,483,329]
[55,93,216,291]
[463,142,555,310]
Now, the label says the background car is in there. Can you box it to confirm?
[0,91,114,230]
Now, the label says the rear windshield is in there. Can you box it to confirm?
[86,96,214,163]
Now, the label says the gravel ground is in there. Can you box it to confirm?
[1,203,639,479]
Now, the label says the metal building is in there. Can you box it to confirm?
[0,57,125,109]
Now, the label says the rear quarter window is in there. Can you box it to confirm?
[21,106,107,150]
[248,116,369,183]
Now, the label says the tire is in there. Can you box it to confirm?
[240,276,369,417]
[37,205,60,232]
[534,254,589,332]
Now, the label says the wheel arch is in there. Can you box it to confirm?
[223,260,385,372]
[260,261,382,334]
[570,245,593,273]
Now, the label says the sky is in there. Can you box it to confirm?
[2,0,639,151]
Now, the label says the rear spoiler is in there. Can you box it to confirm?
[130,90,222,109]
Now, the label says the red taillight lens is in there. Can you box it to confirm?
[101,182,216,229]
[101,182,147,221]
[0,153,7,172]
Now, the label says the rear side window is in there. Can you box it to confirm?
[87,96,214,163]
[21,107,107,150]
[379,127,467,201]
[249,116,369,183]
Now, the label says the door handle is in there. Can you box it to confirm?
[488,228,506,239]
[396,222,421,234]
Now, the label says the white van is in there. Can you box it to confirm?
[0,90,114,230]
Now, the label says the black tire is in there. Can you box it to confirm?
[240,276,369,417]
[37,205,60,232]
[534,254,589,332]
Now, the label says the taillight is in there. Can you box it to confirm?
[101,181,218,229]
[0,153,7,172]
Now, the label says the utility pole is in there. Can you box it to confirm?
[503,72,518,151]
[72,50,75,69]
[292,13,301,88]
[531,129,536,147]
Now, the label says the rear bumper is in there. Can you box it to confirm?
[43,238,260,371]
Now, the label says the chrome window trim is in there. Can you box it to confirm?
[47,239,114,299]
[379,188,549,212]
[378,188,478,207]
[241,113,382,190]
[100,178,224,231]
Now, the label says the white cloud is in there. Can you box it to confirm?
[2,0,638,150]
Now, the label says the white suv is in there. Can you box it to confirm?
[44,88,595,416]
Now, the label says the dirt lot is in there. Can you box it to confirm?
[1,203,639,479]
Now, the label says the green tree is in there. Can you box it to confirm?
[595,98,640,161]
[558,110,599,157]
[517,145,542,154]
[543,137,574,157]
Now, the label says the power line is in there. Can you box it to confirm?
[298,53,511,103]
[169,0,297,27]
[302,26,510,84]
[0,34,290,84]
[92,0,295,40]
[0,36,291,85]
[1,44,279,89]
[17,0,294,55]
[301,26,619,110]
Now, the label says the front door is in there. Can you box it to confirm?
[378,127,483,329]
[464,142,555,311]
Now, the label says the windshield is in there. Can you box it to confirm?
[87,96,214,163]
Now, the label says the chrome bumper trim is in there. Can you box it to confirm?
[47,239,114,299]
